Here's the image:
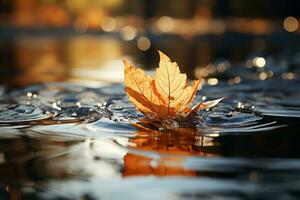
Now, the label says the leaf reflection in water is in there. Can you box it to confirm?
[123,127,218,177]
[0,78,298,199]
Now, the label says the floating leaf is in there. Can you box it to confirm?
[124,51,222,119]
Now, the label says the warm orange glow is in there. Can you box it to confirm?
[123,129,217,177]
[157,16,175,33]
[81,7,106,29]
[67,37,122,68]
[14,38,68,85]
[73,17,88,33]
[101,17,116,32]
[124,154,196,177]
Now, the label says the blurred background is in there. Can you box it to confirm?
[0,0,299,86]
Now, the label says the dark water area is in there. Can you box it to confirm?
[0,72,299,199]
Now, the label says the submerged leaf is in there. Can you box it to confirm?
[124,51,222,119]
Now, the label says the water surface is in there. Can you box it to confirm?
[0,77,299,199]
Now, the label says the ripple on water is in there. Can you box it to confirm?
[0,104,52,123]
[0,80,299,200]
[0,81,291,137]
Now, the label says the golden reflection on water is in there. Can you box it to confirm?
[5,36,124,86]
[123,128,217,177]
[0,125,220,185]
[14,37,68,85]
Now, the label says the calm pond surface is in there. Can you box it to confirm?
[0,64,299,199]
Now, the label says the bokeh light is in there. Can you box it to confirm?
[207,78,218,86]
[157,16,175,33]
[101,17,116,32]
[253,57,266,68]
[283,16,299,32]
[259,72,268,80]
[137,37,151,51]
[120,26,137,41]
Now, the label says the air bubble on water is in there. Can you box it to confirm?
[27,92,33,98]
[51,103,59,110]
[237,102,245,109]
[76,102,82,108]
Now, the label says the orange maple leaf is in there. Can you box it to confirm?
[124,51,222,119]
